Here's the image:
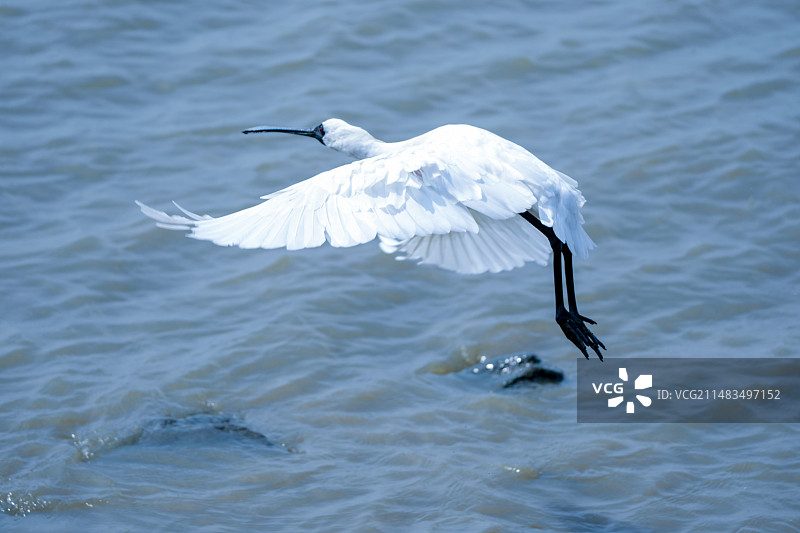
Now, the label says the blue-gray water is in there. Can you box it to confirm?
[2,1,799,531]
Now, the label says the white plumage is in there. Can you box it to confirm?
[137,119,594,275]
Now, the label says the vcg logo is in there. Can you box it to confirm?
[591,368,653,413]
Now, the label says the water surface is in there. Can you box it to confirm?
[2,1,799,531]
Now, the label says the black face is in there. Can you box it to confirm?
[311,123,325,144]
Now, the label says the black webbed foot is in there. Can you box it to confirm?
[556,308,605,360]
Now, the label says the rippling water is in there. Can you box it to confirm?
[2,1,799,531]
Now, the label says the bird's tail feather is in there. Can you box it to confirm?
[537,183,595,259]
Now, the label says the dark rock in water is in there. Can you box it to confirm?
[138,413,273,447]
[470,352,564,388]
[73,412,279,462]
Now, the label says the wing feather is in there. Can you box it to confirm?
[379,210,551,275]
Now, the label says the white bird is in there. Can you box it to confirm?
[137,119,605,358]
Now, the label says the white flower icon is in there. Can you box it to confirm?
[608,368,653,413]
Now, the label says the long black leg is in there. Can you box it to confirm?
[520,212,564,311]
[550,234,565,311]
[562,244,578,313]
[562,245,595,324]
[562,243,606,356]
[519,212,605,359]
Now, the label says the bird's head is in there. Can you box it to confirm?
[243,118,381,159]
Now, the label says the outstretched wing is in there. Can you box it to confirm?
[139,152,485,251]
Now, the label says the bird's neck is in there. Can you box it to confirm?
[348,139,389,159]
[327,129,389,160]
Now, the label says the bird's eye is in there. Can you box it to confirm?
[317,125,325,136]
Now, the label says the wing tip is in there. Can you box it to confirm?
[135,200,199,231]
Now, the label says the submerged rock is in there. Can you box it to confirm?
[73,412,276,462]
[469,352,564,388]
[138,413,274,446]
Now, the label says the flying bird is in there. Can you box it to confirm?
[136,119,605,359]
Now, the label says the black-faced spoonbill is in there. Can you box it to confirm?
[136,119,605,359]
